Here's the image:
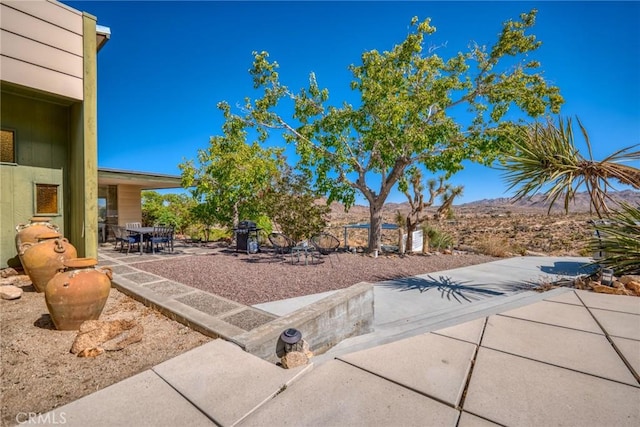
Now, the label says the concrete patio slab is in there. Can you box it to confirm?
[464,348,640,426]
[590,308,640,341]
[431,317,486,344]
[499,300,603,333]
[577,289,640,314]
[611,336,640,378]
[483,315,636,385]
[240,359,460,427]
[457,412,502,427]
[544,289,584,305]
[46,370,214,426]
[338,332,477,406]
[152,340,312,426]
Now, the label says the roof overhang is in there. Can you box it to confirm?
[96,25,110,52]
[98,168,183,190]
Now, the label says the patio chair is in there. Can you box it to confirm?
[125,222,142,229]
[310,232,341,267]
[111,225,125,251]
[268,232,295,262]
[150,225,174,254]
[115,225,141,255]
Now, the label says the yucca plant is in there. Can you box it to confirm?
[498,116,640,275]
[588,203,640,275]
[500,116,639,218]
[422,225,454,251]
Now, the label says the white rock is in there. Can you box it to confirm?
[0,285,23,300]
[0,275,31,287]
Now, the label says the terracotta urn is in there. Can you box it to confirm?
[45,258,112,331]
[19,232,77,292]
[15,217,59,270]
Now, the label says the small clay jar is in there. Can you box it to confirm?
[19,232,77,292]
[45,258,112,331]
[15,217,59,269]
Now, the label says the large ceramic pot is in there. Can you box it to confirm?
[19,232,77,293]
[45,258,112,330]
[15,217,59,270]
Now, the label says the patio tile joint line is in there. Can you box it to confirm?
[151,368,223,426]
[457,316,488,410]
[574,291,640,385]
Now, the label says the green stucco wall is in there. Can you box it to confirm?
[0,92,70,267]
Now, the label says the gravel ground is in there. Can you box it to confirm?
[131,246,499,305]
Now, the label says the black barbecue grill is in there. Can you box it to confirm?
[234,220,260,253]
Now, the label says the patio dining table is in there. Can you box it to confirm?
[126,227,154,255]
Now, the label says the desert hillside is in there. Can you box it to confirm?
[325,190,639,257]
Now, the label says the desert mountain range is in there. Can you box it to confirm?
[329,190,639,223]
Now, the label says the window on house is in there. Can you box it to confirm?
[35,184,59,215]
[1,129,15,163]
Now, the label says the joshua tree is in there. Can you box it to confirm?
[397,166,463,253]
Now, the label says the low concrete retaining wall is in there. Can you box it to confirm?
[231,282,374,363]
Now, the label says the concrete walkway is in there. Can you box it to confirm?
[44,252,639,426]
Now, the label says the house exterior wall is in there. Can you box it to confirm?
[117,186,143,226]
[0,0,84,100]
[0,0,101,267]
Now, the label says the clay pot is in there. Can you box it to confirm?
[15,217,59,270]
[19,232,77,292]
[45,258,112,331]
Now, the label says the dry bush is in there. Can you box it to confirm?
[475,236,518,257]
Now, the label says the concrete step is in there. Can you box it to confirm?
[314,287,572,364]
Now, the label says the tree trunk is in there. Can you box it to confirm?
[405,217,416,254]
[232,203,239,227]
[397,228,405,255]
[368,204,384,253]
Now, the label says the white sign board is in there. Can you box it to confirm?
[402,230,423,253]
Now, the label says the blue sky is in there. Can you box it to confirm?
[64,1,639,205]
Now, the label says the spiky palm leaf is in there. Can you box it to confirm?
[589,203,640,275]
[500,116,640,218]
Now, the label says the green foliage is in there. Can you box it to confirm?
[589,204,640,275]
[264,166,330,242]
[189,202,219,242]
[179,101,285,229]
[422,225,454,251]
[243,9,563,251]
[500,116,640,217]
[142,191,196,233]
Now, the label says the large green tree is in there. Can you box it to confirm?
[263,165,330,242]
[242,10,563,252]
[180,102,284,229]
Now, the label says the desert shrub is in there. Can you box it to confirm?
[423,225,454,251]
[475,236,511,257]
[207,228,232,242]
[588,203,640,275]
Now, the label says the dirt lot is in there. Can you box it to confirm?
[0,209,600,426]
[0,282,211,427]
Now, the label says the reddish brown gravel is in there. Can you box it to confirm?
[131,246,498,305]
